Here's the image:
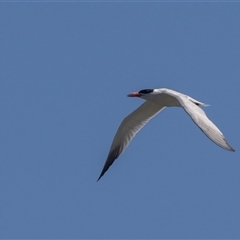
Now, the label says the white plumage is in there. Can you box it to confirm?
[98,88,234,180]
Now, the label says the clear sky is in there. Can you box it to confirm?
[0,2,240,239]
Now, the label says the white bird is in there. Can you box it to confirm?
[98,88,234,180]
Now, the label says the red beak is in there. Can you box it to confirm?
[127,92,141,97]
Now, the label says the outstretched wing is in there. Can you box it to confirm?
[166,90,235,152]
[98,101,165,180]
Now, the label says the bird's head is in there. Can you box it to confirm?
[127,89,155,100]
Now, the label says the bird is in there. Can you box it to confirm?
[98,88,235,181]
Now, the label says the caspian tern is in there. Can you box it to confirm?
[98,88,234,180]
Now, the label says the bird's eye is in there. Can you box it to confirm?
[139,89,154,94]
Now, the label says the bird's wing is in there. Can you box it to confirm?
[166,90,234,152]
[98,101,165,180]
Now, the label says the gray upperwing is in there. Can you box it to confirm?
[98,101,165,180]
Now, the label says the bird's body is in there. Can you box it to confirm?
[98,88,234,181]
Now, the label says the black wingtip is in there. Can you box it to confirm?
[97,146,122,182]
[97,173,103,182]
[97,165,109,181]
[224,139,235,152]
[97,168,107,181]
[230,147,235,152]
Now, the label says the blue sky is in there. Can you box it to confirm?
[0,2,240,239]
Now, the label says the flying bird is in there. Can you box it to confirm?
[98,88,234,180]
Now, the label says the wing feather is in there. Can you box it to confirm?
[98,101,165,180]
[166,91,235,152]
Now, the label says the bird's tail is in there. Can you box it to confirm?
[187,96,210,107]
